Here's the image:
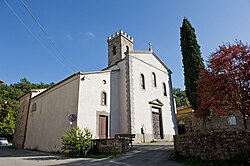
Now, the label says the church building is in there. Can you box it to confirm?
[13,30,178,152]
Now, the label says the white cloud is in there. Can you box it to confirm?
[64,34,73,40]
[84,32,96,40]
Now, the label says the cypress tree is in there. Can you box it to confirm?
[180,18,205,110]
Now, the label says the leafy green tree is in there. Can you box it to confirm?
[173,88,189,108]
[11,78,55,94]
[13,78,32,93]
[180,18,205,110]
[0,100,18,136]
[61,127,95,157]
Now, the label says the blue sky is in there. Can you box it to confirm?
[1,0,250,89]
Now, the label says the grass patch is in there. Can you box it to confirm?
[85,152,120,159]
[170,151,249,166]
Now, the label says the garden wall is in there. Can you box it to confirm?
[206,115,250,131]
[174,130,250,161]
[93,138,127,153]
[177,113,250,134]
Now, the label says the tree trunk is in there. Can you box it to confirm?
[200,116,207,133]
[242,113,247,130]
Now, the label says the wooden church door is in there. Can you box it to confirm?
[152,107,163,139]
[99,115,108,139]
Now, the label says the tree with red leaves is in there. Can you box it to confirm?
[197,41,250,130]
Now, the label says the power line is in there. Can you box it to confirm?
[3,0,74,72]
[19,0,76,72]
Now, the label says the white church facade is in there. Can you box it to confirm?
[13,30,178,152]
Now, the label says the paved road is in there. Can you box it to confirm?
[0,143,186,166]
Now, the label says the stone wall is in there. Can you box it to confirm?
[206,115,250,131]
[93,138,127,153]
[174,131,250,161]
[12,97,30,149]
[177,113,250,134]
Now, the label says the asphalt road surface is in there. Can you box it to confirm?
[0,142,186,166]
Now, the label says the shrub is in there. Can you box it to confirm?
[61,127,95,157]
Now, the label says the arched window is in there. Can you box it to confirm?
[163,83,167,96]
[126,46,129,53]
[140,74,145,90]
[112,46,116,55]
[31,103,37,112]
[101,91,107,106]
[152,72,157,87]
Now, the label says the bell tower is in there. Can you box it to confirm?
[107,30,134,66]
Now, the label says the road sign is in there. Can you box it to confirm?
[68,114,77,122]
